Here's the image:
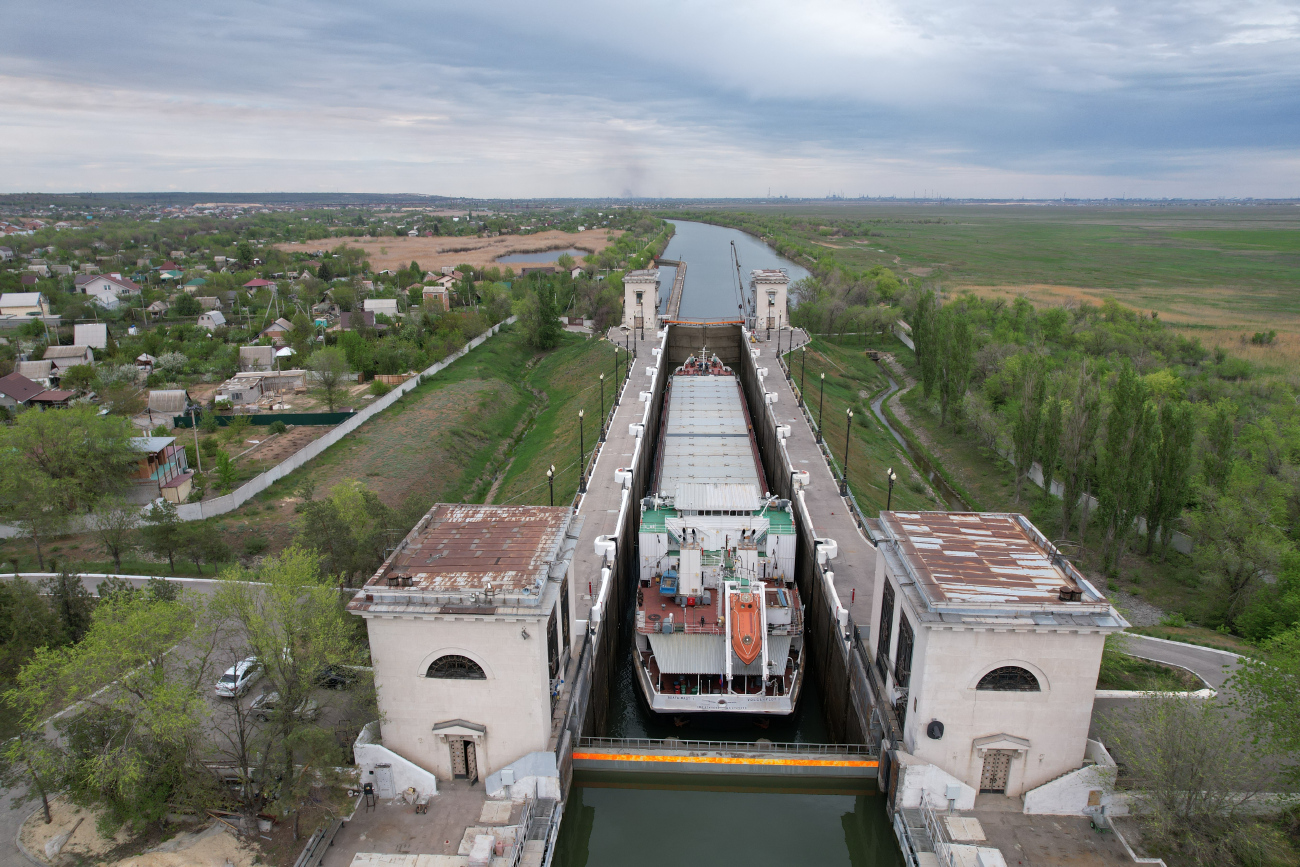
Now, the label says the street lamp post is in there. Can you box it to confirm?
[547,465,555,506]
[800,346,807,406]
[841,408,853,496]
[578,409,586,494]
[599,373,606,441]
[816,372,825,443]
[886,467,897,510]
[613,349,620,404]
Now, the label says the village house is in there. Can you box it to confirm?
[260,317,295,343]
[362,298,400,319]
[215,370,307,406]
[867,512,1127,804]
[146,389,191,424]
[28,389,75,410]
[183,278,207,294]
[0,371,45,411]
[0,292,50,317]
[347,504,581,788]
[332,310,376,332]
[198,296,223,311]
[14,360,54,387]
[197,311,227,330]
[239,345,275,372]
[43,344,94,371]
[622,269,660,332]
[421,284,450,312]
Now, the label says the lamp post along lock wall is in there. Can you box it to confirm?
[599,373,606,441]
[547,464,555,507]
[841,407,853,496]
[817,372,825,443]
[886,467,897,511]
[578,409,586,494]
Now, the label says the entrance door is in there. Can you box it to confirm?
[374,764,395,799]
[450,739,479,782]
[979,750,1014,794]
[634,315,644,328]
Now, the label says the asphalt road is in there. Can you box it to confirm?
[1121,633,1242,689]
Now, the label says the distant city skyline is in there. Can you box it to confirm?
[2,1,1297,199]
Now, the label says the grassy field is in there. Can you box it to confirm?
[691,203,1300,366]
[782,334,940,514]
[1097,644,1204,691]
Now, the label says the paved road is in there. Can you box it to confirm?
[1121,634,1241,689]
[0,784,39,866]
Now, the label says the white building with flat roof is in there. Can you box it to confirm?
[622,269,659,333]
[348,504,581,786]
[868,511,1126,803]
[749,269,789,332]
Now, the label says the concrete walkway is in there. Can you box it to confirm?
[750,328,880,629]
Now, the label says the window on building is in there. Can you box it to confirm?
[894,616,914,688]
[976,666,1040,692]
[876,582,894,680]
[426,655,485,680]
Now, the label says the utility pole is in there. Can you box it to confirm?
[189,406,203,473]
[841,408,853,496]
[817,372,825,443]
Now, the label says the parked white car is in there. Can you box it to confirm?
[215,657,262,698]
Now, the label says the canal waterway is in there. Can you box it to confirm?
[658,220,810,319]
[555,219,902,866]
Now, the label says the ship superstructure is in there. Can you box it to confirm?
[634,348,803,714]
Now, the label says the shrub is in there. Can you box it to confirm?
[369,379,391,396]
[242,535,268,557]
[269,420,288,435]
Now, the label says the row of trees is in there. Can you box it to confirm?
[2,548,368,837]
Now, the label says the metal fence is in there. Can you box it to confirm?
[577,736,877,757]
[173,411,355,428]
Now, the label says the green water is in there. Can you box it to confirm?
[554,773,903,867]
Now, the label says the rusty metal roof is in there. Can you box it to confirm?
[879,512,1108,608]
[366,504,574,595]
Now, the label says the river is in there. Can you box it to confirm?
[552,220,900,867]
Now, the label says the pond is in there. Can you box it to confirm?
[494,247,590,264]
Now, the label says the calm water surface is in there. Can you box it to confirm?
[495,247,590,264]
[554,776,902,867]
[659,220,810,320]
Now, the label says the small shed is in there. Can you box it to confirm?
[362,298,400,318]
[74,323,109,349]
[239,345,275,372]
[15,360,53,386]
[43,344,94,370]
[148,389,191,415]
[198,311,227,330]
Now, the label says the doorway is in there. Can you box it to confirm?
[450,738,479,783]
[979,750,1014,794]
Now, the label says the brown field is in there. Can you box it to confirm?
[957,282,1300,367]
[276,228,620,272]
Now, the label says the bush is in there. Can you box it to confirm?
[269,420,288,435]
[369,379,391,396]
[242,535,268,557]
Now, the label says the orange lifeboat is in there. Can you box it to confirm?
[730,589,762,666]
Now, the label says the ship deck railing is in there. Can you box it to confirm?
[576,736,877,758]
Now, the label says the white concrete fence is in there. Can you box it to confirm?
[0,318,516,539]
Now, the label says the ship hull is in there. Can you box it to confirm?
[634,648,803,715]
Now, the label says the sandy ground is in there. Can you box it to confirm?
[276,229,619,273]
[20,796,258,867]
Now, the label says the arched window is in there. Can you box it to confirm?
[426,655,486,680]
[976,666,1040,692]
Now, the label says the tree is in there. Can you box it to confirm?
[1203,398,1236,491]
[296,481,397,587]
[41,571,93,645]
[308,347,350,412]
[1100,694,1288,865]
[0,404,139,513]
[556,253,576,272]
[1011,367,1045,501]
[936,306,973,427]
[173,293,201,317]
[180,521,231,574]
[1039,395,1063,497]
[214,450,238,493]
[87,497,138,572]
[140,500,183,572]
[1191,487,1289,627]
[515,282,563,350]
[211,548,363,831]
[911,289,939,400]
[2,591,220,834]
[59,363,96,392]
[1230,627,1300,785]
[1098,362,1156,572]
[1058,363,1102,540]
[0,578,64,679]
[1144,401,1195,557]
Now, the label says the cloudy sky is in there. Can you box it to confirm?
[2,0,1298,198]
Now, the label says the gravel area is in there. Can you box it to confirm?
[1105,585,1167,626]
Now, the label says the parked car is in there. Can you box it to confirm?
[315,664,358,690]
[215,657,262,698]
[250,691,320,723]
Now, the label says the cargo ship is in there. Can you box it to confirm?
[634,347,803,714]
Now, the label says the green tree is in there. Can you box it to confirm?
[1144,401,1195,557]
[214,450,238,493]
[41,571,93,644]
[173,293,201,317]
[911,289,939,400]
[1098,363,1156,572]
[1011,367,1045,501]
[3,591,219,834]
[1191,486,1290,627]
[180,522,231,574]
[1039,395,1063,497]
[59,364,96,392]
[0,404,139,513]
[307,346,350,412]
[514,282,564,350]
[210,548,362,829]
[87,497,138,572]
[1203,398,1236,491]
[0,578,64,680]
[140,500,183,573]
[936,306,973,427]
[1230,627,1300,784]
